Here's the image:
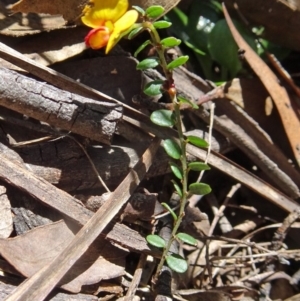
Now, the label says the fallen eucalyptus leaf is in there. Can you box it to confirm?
[0,220,126,293]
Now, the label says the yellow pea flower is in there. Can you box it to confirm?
[81,0,138,53]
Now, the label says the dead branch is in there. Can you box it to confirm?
[0,67,122,145]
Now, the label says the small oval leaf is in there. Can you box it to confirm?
[146,234,166,248]
[137,57,159,70]
[153,20,172,29]
[144,80,164,96]
[150,109,175,127]
[169,161,183,179]
[161,202,178,221]
[208,19,257,78]
[134,39,151,57]
[161,37,181,48]
[166,254,188,273]
[167,55,189,70]
[177,95,199,109]
[128,26,143,39]
[186,135,209,148]
[189,183,212,195]
[145,5,165,19]
[176,233,197,246]
[188,162,211,171]
[132,5,145,16]
[163,139,181,159]
[172,180,182,197]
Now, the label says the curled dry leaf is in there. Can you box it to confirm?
[0,2,66,36]
[11,0,180,23]
[11,0,88,23]
[0,3,87,66]
[181,206,210,238]
[10,26,88,65]
[0,220,126,293]
[121,189,158,223]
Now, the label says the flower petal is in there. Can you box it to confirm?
[85,27,110,49]
[81,0,129,28]
[106,10,138,53]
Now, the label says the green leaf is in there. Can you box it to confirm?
[177,95,199,109]
[161,37,181,48]
[186,135,209,148]
[166,6,217,79]
[163,139,181,159]
[150,109,175,127]
[176,233,197,246]
[153,20,172,29]
[166,254,188,273]
[167,55,189,69]
[134,39,151,57]
[128,26,143,39]
[146,234,166,248]
[207,19,257,78]
[132,5,145,16]
[136,57,159,70]
[187,0,221,52]
[214,81,226,86]
[188,162,210,171]
[169,161,183,179]
[145,5,165,19]
[189,183,212,195]
[144,80,164,96]
[161,202,178,221]
[172,180,182,197]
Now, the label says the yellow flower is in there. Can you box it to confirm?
[81,0,138,53]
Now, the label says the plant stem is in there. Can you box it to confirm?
[146,24,190,280]
[154,97,189,279]
[142,22,173,84]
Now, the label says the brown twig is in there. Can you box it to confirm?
[124,254,147,301]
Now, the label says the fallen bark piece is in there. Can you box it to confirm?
[0,67,123,145]
[120,188,159,223]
